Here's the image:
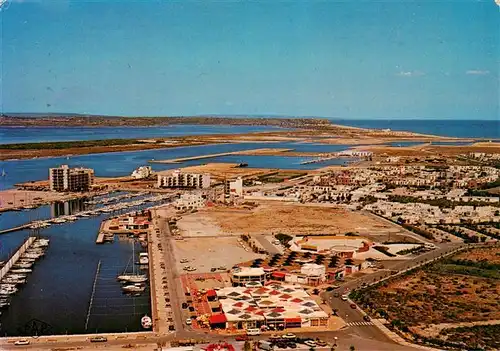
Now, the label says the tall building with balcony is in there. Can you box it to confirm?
[224,177,243,196]
[49,165,95,192]
[157,170,210,189]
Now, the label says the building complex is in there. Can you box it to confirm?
[157,170,211,189]
[49,165,94,192]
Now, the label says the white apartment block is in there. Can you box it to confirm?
[49,165,94,192]
[157,170,210,189]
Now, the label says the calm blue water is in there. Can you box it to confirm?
[0,198,161,336]
[0,125,284,144]
[0,142,352,191]
[332,119,500,139]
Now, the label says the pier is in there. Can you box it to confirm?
[0,224,31,235]
[148,148,293,164]
[0,236,36,281]
[148,151,248,164]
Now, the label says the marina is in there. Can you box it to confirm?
[0,192,169,336]
[0,237,49,309]
[1,194,174,236]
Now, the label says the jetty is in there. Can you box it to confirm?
[148,151,247,164]
[0,223,31,235]
[148,148,294,164]
[0,236,36,281]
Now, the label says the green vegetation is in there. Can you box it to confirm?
[275,233,293,247]
[396,245,425,256]
[258,172,303,183]
[438,324,500,351]
[373,245,396,257]
[435,225,480,243]
[399,223,434,240]
[431,263,500,280]
[431,258,500,279]
[479,176,500,190]
[0,138,146,149]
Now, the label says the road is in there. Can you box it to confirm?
[255,235,282,254]
[1,328,418,351]
[318,242,475,351]
[153,210,186,336]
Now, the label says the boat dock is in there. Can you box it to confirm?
[0,237,36,281]
[1,194,174,237]
[0,224,31,235]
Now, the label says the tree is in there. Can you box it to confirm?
[243,340,251,351]
[349,346,355,351]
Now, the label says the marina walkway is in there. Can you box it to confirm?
[0,236,36,280]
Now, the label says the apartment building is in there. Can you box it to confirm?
[224,177,243,196]
[49,165,94,192]
[157,170,211,189]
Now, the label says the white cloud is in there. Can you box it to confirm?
[466,70,490,75]
[397,71,425,77]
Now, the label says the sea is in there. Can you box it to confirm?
[331,119,499,139]
[0,118,498,336]
[0,125,285,144]
[1,119,498,144]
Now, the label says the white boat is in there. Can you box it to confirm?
[33,239,49,247]
[139,253,149,265]
[118,275,148,283]
[0,285,18,295]
[122,285,145,293]
[2,278,26,285]
[13,263,33,269]
[141,315,152,329]
[10,269,32,274]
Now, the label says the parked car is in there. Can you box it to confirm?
[350,303,357,309]
[14,339,30,346]
[304,340,316,347]
[341,295,348,301]
[236,335,249,341]
[258,340,274,350]
[316,339,327,347]
[89,336,108,342]
[186,318,192,325]
[287,342,297,348]
[246,328,261,336]
[282,333,297,340]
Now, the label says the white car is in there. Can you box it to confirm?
[341,295,348,301]
[186,318,192,325]
[14,339,30,346]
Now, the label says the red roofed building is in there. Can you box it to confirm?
[209,314,227,329]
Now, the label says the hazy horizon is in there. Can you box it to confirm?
[1,1,498,120]
[1,112,499,121]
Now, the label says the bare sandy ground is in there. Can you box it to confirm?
[176,213,222,237]
[156,163,276,180]
[173,237,264,273]
[176,202,407,239]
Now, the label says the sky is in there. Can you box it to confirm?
[0,0,498,119]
